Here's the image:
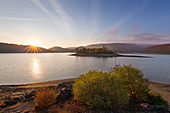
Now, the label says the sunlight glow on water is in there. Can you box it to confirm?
[0,53,169,85]
[32,58,42,81]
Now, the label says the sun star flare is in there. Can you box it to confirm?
[26,40,43,47]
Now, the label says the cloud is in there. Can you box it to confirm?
[129,24,140,32]
[130,33,170,44]
[91,0,101,32]
[103,33,170,44]
[0,16,40,21]
[48,0,75,32]
[31,0,75,37]
[105,28,118,36]
[93,3,150,41]
[31,0,61,26]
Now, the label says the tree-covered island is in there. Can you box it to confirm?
[75,46,115,54]
[73,46,119,57]
[72,46,151,58]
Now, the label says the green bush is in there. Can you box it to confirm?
[109,64,149,100]
[73,70,129,110]
[147,90,168,107]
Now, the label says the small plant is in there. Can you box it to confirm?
[34,88,57,109]
[109,64,149,100]
[73,70,129,110]
[147,90,168,107]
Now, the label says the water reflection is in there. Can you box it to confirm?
[32,58,42,80]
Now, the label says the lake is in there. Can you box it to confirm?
[0,53,169,85]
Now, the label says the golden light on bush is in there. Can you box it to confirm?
[34,88,57,109]
[73,71,129,110]
[109,64,149,100]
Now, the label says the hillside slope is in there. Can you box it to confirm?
[85,43,151,53]
[0,43,49,53]
[143,44,170,54]
[48,46,74,52]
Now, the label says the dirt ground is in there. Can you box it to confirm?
[0,78,169,113]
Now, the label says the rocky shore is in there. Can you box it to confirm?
[0,78,169,113]
[71,53,152,58]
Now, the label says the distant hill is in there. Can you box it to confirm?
[0,42,49,53]
[0,42,154,53]
[85,43,151,53]
[143,44,170,54]
[48,46,74,52]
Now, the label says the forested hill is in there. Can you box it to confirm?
[0,42,153,53]
[143,44,170,54]
[0,43,49,53]
[85,43,151,53]
[48,46,74,52]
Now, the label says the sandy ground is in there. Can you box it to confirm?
[149,82,170,104]
[0,78,169,103]
[0,78,170,113]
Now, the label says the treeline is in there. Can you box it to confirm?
[75,46,114,54]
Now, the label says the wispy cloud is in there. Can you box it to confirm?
[31,0,61,27]
[0,16,40,21]
[130,33,170,44]
[91,0,101,33]
[94,3,150,40]
[103,33,170,44]
[106,28,118,36]
[31,0,75,37]
[48,0,75,32]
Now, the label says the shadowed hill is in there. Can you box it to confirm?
[0,42,49,53]
[48,46,74,52]
[0,42,153,53]
[143,44,170,54]
[85,43,151,53]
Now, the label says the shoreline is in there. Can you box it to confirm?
[71,53,152,58]
[0,78,169,88]
[0,78,77,88]
[0,78,169,112]
[0,78,169,105]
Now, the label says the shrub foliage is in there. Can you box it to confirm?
[147,90,168,107]
[109,64,149,100]
[73,71,129,110]
[34,88,57,109]
[73,65,168,110]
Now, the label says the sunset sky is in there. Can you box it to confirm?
[0,0,170,48]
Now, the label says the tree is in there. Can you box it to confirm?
[75,48,79,53]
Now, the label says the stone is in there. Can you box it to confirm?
[137,103,170,113]
[56,81,74,91]
[25,90,36,99]
[0,104,6,108]
[55,89,73,103]
[13,97,22,102]
[4,99,17,106]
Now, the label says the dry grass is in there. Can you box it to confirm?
[34,88,57,109]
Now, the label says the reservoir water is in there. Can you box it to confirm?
[0,53,169,85]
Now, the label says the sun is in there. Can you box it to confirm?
[26,40,42,47]
[23,40,44,53]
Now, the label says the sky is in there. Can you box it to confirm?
[0,0,170,48]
